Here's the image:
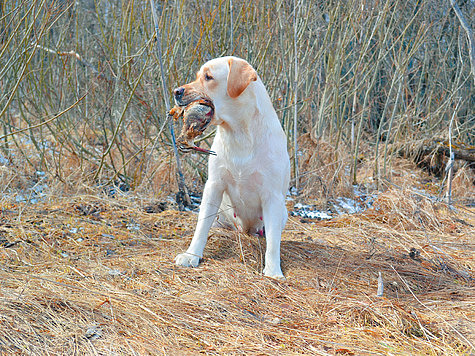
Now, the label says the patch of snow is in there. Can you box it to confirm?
[291,185,377,221]
[332,197,363,214]
[291,203,332,220]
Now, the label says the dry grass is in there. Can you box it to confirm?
[1,164,473,355]
[297,133,353,202]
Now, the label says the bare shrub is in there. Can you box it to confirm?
[0,0,473,199]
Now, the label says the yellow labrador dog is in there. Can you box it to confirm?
[173,56,290,279]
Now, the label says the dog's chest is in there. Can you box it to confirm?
[221,162,263,198]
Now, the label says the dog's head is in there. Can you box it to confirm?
[173,56,257,117]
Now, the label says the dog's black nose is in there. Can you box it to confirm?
[173,87,185,98]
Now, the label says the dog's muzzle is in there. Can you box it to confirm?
[173,87,186,106]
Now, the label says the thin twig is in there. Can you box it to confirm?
[293,0,300,193]
[149,0,190,209]
[449,0,475,85]
[445,99,460,206]
[92,51,152,181]
[376,271,384,297]
[0,94,87,141]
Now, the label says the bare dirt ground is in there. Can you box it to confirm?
[0,168,474,355]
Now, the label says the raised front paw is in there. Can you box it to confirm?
[175,252,201,268]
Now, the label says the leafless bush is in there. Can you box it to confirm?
[0,0,473,198]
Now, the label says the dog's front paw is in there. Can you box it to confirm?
[263,266,285,281]
[175,252,201,268]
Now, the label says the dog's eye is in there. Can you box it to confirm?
[204,73,213,81]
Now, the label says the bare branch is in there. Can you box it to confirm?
[449,0,475,85]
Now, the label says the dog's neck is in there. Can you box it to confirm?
[218,81,277,128]
[215,113,256,157]
[213,80,281,157]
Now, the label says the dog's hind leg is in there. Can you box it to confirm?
[261,194,287,279]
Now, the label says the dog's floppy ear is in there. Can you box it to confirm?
[227,58,257,98]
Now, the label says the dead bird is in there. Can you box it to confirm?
[169,99,216,155]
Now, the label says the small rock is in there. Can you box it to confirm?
[262,315,281,325]
[85,325,103,340]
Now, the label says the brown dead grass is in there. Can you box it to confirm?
[0,182,474,355]
[298,133,353,203]
[0,154,473,355]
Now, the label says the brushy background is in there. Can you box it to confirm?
[0,0,474,355]
[1,0,473,199]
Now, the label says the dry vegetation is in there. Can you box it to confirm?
[1,0,474,355]
[0,165,474,355]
